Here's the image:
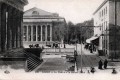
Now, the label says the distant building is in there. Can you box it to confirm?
[93,0,120,58]
[23,7,66,48]
[0,0,28,52]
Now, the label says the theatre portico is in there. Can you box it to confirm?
[23,7,66,48]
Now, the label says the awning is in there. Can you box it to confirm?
[86,36,99,44]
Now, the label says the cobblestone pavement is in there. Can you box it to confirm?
[76,44,120,73]
[35,54,74,72]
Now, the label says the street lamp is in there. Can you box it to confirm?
[74,50,78,72]
[80,26,101,73]
[80,27,83,73]
[114,0,117,59]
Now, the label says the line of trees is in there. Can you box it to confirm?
[64,19,94,44]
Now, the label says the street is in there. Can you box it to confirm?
[34,44,103,72]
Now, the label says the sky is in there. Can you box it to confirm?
[24,0,105,24]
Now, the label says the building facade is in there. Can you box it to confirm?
[93,0,120,58]
[23,7,66,48]
[0,0,28,52]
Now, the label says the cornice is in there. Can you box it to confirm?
[0,0,28,11]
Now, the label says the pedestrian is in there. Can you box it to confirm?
[64,44,66,48]
[98,60,103,69]
[104,59,108,69]
[112,68,117,74]
[90,67,95,73]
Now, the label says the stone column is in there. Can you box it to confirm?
[1,4,7,51]
[36,25,38,41]
[14,9,17,48]
[0,3,2,51]
[41,25,42,41]
[50,25,52,41]
[7,6,12,50]
[10,8,17,48]
[17,11,21,48]
[31,25,33,41]
[16,10,19,48]
[20,11,24,47]
[45,25,47,41]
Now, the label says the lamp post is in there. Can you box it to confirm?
[114,0,117,59]
[80,26,100,73]
[80,27,83,73]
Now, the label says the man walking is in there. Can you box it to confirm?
[104,59,108,69]
[98,60,103,69]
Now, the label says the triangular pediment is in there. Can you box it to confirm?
[24,7,57,17]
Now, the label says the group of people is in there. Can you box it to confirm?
[84,43,96,53]
[90,59,108,73]
[98,59,108,69]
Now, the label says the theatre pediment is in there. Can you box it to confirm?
[24,7,60,18]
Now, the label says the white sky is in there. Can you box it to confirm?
[24,0,105,24]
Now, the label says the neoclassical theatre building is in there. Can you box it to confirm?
[23,7,66,48]
[0,0,28,52]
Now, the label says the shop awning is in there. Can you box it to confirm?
[86,36,99,44]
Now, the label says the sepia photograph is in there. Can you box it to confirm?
[0,0,120,80]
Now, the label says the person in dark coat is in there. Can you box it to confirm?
[104,59,108,69]
[90,67,95,73]
[98,60,103,69]
[64,44,66,48]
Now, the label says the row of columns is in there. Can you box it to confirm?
[24,25,52,42]
[0,3,23,52]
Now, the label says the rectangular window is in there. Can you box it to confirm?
[104,8,105,16]
[106,7,107,14]
[99,12,101,18]
[102,10,103,17]
[104,22,106,31]
[99,24,101,31]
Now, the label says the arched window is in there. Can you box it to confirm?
[32,11,39,15]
